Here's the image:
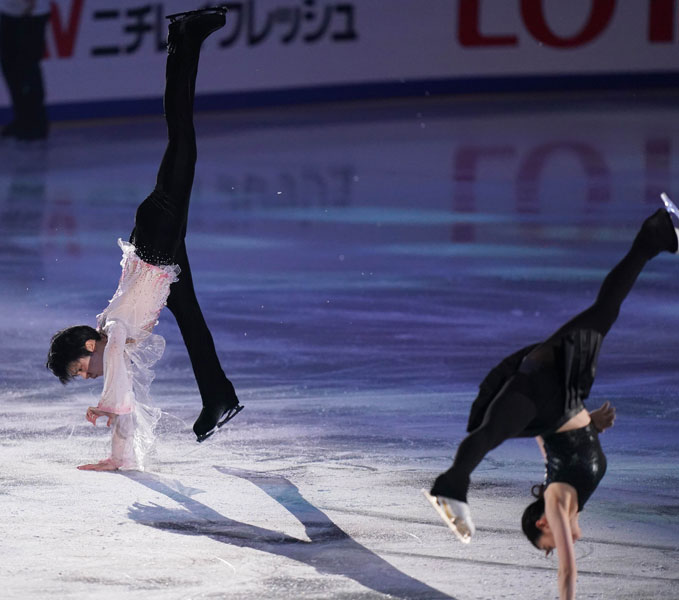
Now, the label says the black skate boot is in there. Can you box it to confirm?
[193,383,243,442]
[636,196,679,257]
[166,6,227,54]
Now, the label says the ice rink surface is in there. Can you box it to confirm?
[1,92,678,599]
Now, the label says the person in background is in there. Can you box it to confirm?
[0,0,51,141]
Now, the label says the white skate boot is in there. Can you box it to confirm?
[422,489,476,544]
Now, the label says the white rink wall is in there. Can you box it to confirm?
[2,0,679,118]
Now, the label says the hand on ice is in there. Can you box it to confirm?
[590,401,616,433]
[77,458,120,471]
[85,406,115,427]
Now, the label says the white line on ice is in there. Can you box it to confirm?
[213,555,237,573]
[405,532,423,544]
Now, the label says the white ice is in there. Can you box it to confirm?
[1,94,678,599]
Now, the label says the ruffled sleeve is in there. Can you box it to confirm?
[98,319,135,415]
[97,319,161,470]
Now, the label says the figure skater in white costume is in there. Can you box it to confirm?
[46,7,242,471]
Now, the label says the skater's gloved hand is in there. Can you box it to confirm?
[589,401,616,433]
[77,458,120,471]
[85,406,116,427]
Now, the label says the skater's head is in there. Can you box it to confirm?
[522,494,549,553]
[522,484,582,556]
[46,325,105,384]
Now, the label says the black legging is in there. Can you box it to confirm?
[434,210,675,502]
[130,29,235,409]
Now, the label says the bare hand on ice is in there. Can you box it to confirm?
[77,458,120,471]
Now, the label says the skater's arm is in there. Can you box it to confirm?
[78,414,133,472]
[98,320,135,415]
[589,401,616,433]
[79,320,137,471]
[545,486,578,600]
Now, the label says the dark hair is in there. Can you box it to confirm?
[521,483,546,549]
[46,325,101,384]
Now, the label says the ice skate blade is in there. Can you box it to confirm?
[422,489,473,544]
[660,193,679,254]
[195,404,244,443]
[661,192,679,218]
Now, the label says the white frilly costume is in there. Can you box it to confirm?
[94,239,179,470]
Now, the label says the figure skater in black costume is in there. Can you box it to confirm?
[46,7,241,471]
[425,195,679,600]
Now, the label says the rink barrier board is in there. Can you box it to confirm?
[3,70,679,123]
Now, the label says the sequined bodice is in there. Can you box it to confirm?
[543,423,607,511]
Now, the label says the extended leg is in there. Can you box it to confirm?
[426,376,537,542]
[548,208,678,340]
[166,240,240,438]
[432,375,538,503]
[131,8,226,262]
[130,8,239,439]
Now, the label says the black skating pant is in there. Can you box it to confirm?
[433,211,676,502]
[130,34,235,411]
[0,12,49,139]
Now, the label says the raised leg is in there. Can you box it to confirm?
[547,207,678,340]
[131,7,226,263]
[130,8,238,439]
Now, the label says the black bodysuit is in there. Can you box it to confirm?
[543,423,607,511]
